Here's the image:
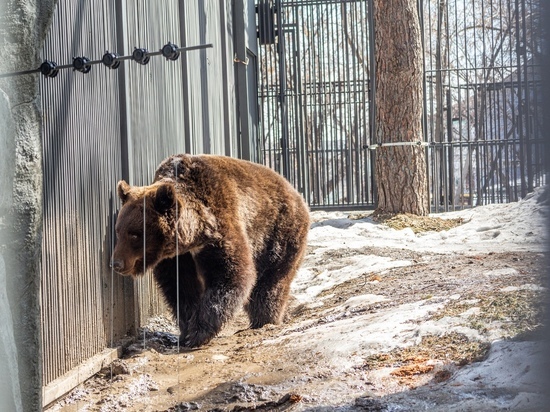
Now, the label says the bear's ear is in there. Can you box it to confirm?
[117,180,132,204]
[154,183,177,214]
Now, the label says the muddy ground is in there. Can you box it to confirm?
[46,214,548,412]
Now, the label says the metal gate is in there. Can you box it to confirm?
[257,0,375,210]
[257,0,545,211]
[422,0,544,210]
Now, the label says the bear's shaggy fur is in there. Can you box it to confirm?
[111,154,310,347]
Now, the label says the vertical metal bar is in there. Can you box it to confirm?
[304,2,313,204]
[418,0,433,210]
[289,25,298,187]
[343,3,353,205]
[309,2,321,206]
[451,0,463,208]
[519,0,533,193]
[273,35,279,172]
[319,2,327,205]
[322,3,329,206]
[219,1,233,157]
[178,2,192,153]
[322,1,331,206]
[338,0,349,205]
[325,2,333,206]
[513,0,526,198]
[269,7,277,171]
[531,0,543,186]
[474,90,482,205]
[362,0,369,205]
[351,2,361,205]
[276,0,290,179]
[507,0,519,201]
[294,5,308,199]
[234,0,251,160]
[446,88,454,210]
[368,0,377,206]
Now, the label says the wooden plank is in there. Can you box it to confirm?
[42,346,122,408]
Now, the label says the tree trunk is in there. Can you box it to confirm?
[373,0,429,215]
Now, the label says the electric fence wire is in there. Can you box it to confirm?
[0,43,213,79]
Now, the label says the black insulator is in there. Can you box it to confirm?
[102,52,121,69]
[161,42,180,61]
[132,48,150,65]
[73,56,91,73]
[40,60,59,78]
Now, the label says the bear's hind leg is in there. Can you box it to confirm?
[247,202,309,329]
[246,258,300,329]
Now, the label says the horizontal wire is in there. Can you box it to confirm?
[367,141,430,150]
[0,43,213,79]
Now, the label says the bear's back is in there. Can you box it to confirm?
[154,154,303,208]
[154,154,309,254]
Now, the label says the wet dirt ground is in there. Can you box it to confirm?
[46,246,548,412]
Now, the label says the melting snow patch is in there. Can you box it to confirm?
[451,340,546,391]
[343,294,388,309]
[380,340,549,411]
[294,255,411,302]
[500,284,546,292]
[267,300,446,370]
[484,267,520,277]
[211,354,229,362]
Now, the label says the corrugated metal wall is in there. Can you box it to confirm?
[122,1,191,331]
[40,0,130,387]
[40,0,243,387]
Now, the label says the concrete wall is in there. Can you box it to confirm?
[0,1,56,410]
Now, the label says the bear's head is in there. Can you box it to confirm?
[111,180,181,276]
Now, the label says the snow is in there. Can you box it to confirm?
[45,186,549,411]
[452,340,546,390]
[293,256,411,302]
[383,340,549,412]
[284,185,549,409]
[267,300,447,369]
[296,186,548,303]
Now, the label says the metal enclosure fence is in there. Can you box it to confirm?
[422,0,544,210]
[40,0,130,389]
[39,0,249,391]
[37,0,544,398]
[257,0,375,209]
[256,0,544,210]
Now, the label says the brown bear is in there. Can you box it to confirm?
[111,154,310,348]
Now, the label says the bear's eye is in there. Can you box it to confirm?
[129,233,141,241]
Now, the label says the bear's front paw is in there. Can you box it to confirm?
[180,329,216,348]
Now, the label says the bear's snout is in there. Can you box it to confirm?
[110,253,145,276]
[110,258,125,273]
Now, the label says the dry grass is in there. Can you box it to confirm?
[371,212,464,233]
[360,333,490,387]
[362,333,490,372]
[430,290,545,337]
